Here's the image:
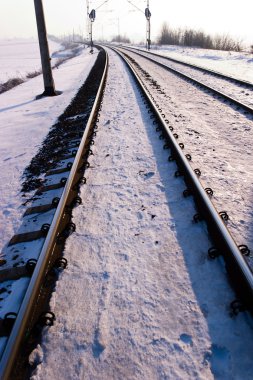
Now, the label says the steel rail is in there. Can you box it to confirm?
[116,46,253,114]
[111,46,253,313]
[121,45,253,88]
[0,50,108,380]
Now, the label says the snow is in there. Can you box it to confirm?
[29,344,44,368]
[0,45,97,255]
[31,48,253,379]
[0,42,253,379]
[0,38,62,83]
[129,47,253,108]
[121,47,253,264]
[141,44,253,83]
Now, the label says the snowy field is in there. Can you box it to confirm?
[0,38,63,83]
[0,42,253,379]
[140,44,253,83]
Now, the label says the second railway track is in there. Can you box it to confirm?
[111,45,253,305]
[117,45,253,111]
[111,45,253,255]
[0,45,253,378]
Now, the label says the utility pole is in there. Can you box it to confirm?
[89,9,96,53]
[145,0,151,50]
[86,0,108,52]
[34,0,58,97]
[127,0,151,50]
[86,0,90,42]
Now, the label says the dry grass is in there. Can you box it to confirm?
[26,70,41,79]
[0,77,25,94]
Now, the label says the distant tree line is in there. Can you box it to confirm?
[48,33,86,45]
[111,35,131,43]
[157,23,243,51]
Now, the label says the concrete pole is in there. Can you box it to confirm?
[86,0,90,41]
[147,18,151,50]
[146,0,151,50]
[34,0,56,96]
[90,20,94,53]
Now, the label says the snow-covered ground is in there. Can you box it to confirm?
[0,42,253,379]
[125,46,253,108]
[139,44,253,83]
[121,47,253,264]
[31,48,253,380]
[0,45,97,255]
[0,38,62,83]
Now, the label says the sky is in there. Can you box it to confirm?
[0,0,253,45]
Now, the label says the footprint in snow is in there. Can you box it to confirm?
[137,211,143,220]
[179,333,193,346]
[144,171,155,180]
[117,253,129,261]
[92,329,105,358]
[102,271,110,280]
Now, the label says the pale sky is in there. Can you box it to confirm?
[0,0,253,45]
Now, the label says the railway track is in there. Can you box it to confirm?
[0,45,252,378]
[0,48,108,379]
[117,45,253,111]
[112,45,253,253]
[110,45,253,303]
[123,45,253,85]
